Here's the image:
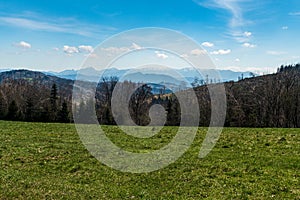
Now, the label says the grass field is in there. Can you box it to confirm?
[0,121,299,199]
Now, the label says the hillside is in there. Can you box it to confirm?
[194,64,300,127]
[0,69,74,94]
[0,70,74,122]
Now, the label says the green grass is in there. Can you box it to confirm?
[0,121,299,199]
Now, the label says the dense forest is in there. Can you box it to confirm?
[0,64,300,128]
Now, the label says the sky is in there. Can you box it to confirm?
[0,0,299,73]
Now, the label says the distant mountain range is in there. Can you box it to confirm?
[0,69,11,73]
[0,67,257,93]
[44,67,256,83]
[0,67,256,83]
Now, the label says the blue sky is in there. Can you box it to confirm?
[0,0,299,73]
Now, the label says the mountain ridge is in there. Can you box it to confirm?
[44,67,257,83]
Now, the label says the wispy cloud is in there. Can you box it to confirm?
[195,0,248,28]
[100,43,143,55]
[230,30,253,42]
[0,13,116,37]
[131,43,142,50]
[1,17,65,32]
[195,0,257,42]
[266,51,287,56]
[289,12,300,16]
[191,48,207,55]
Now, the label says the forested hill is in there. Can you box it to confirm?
[0,65,299,128]
[0,69,74,87]
[207,64,300,127]
[0,70,74,122]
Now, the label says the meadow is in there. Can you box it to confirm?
[0,121,299,199]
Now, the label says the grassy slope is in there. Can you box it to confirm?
[0,121,299,199]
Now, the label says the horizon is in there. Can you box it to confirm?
[0,0,299,74]
[0,65,268,74]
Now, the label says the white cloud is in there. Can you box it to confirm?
[14,41,31,49]
[242,42,256,48]
[53,47,59,51]
[235,58,240,62]
[267,51,287,56]
[190,48,207,56]
[62,45,94,55]
[78,45,94,53]
[201,42,214,47]
[63,45,79,54]
[244,31,252,37]
[282,26,288,30]
[155,51,168,59]
[210,49,231,55]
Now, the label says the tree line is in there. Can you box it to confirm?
[1,64,300,128]
[0,81,70,123]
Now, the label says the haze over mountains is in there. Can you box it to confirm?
[0,67,256,94]
[43,67,256,83]
[0,67,256,84]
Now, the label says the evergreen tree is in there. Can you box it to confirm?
[25,97,34,121]
[50,83,58,121]
[0,94,6,119]
[6,100,18,121]
[58,101,70,123]
[40,106,50,122]
[166,95,180,126]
